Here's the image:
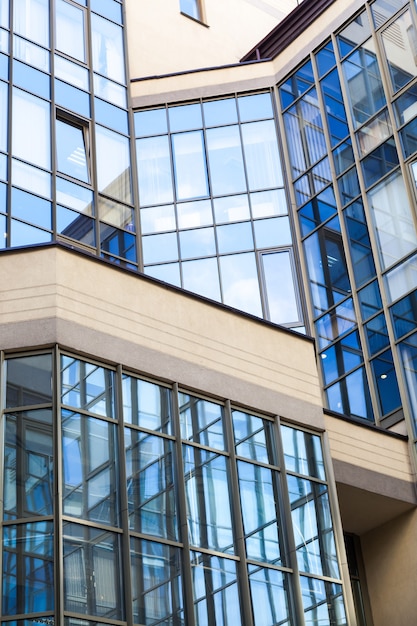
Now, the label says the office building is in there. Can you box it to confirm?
[0,1,416,625]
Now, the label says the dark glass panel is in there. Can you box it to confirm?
[57,206,95,246]
[393,82,417,127]
[391,289,417,339]
[361,137,399,187]
[4,410,53,520]
[298,186,337,237]
[315,299,356,351]
[326,366,374,420]
[6,354,52,408]
[370,349,401,415]
[321,331,363,385]
[100,222,136,262]
[338,167,360,205]
[279,60,315,109]
[344,200,376,287]
[400,117,417,158]
[320,68,349,146]
[365,312,390,356]
[333,140,355,176]
[316,40,336,77]
[358,280,382,321]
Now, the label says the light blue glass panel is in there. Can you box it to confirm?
[11,219,51,246]
[203,97,238,126]
[91,0,122,23]
[56,0,85,62]
[13,0,49,48]
[206,125,246,195]
[93,73,126,108]
[0,153,6,182]
[91,13,125,83]
[145,263,181,287]
[251,189,287,218]
[57,206,95,246]
[134,108,167,138]
[399,333,417,433]
[142,232,178,264]
[368,171,417,270]
[177,199,212,228]
[326,367,373,420]
[238,92,273,121]
[11,187,51,229]
[182,257,221,301]
[191,553,241,625]
[12,159,51,198]
[96,125,131,203]
[0,213,5,247]
[0,181,5,212]
[55,79,90,117]
[130,538,184,624]
[169,102,202,131]
[281,425,325,480]
[13,35,50,71]
[140,204,176,234]
[179,226,216,258]
[63,522,123,619]
[249,566,292,626]
[0,81,6,152]
[213,194,250,223]
[179,393,224,448]
[184,446,234,553]
[254,216,291,248]
[62,410,119,525]
[56,177,93,213]
[391,290,417,339]
[12,89,50,169]
[386,252,417,303]
[315,299,356,349]
[232,410,276,464]
[241,120,283,190]
[237,460,283,564]
[98,196,133,230]
[262,251,300,325]
[55,54,89,90]
[180,0,201,20]
[0,0,8,28]
[122,375,172,432]
[94,97,128,134]
[56,120,89,183]
[0,52,7,79]
[217,221,253,254]
[2,521,54,615]
[136,135,173,206]
[220,252,262,317]
[301,577,346,626]
[61,355,115,418]
[288,475,339,579]
[13,60,50,99]
[4,410,53,520]
[172,131,209,200]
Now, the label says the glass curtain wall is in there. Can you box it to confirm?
[0,0,136,267]
[279,0,417,428]
[134,93,304,330]
[0,348,348,626]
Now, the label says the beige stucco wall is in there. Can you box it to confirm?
[0,245,324,427]
[125,0,300,79]
[361,509,417,626]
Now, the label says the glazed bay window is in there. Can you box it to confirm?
[135,93,304,330]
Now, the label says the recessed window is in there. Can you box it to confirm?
[180,0,202,21]
[56,117,89,183]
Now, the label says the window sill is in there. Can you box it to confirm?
[180,11,209,27]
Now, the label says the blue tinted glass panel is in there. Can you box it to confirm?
[400,117,417,158]
[321,69,349,146]
[338,167,360,205]
[12,160,51,198]
[279,60,314,108]
[100,223,136,261]
[337,12,371,57]
[365,313,390,356]
[134,108,167,137]
[241,120,283,190]
[57,206,95,246]
[94,97,128,134]
[11,188,51,229]
[182,257,221,300]
[321,331,362,385]
[145,262,181,286]
[94,73,126,107]
[251,189,287,218]
[358,280,382,321]
[326,367,373,420]
[191,552,241,623]
[315,299,356,349]
[136,135,173,206]
[217,221,253,254]
[0,81,6,152]
[382,10,415,93]
[391,290,417,339]
[362,138,399,188]
[371,349,401,415]
[91,0,122,23]
[91,13,125,83]
[13,0,49,47]
[249,566,292,625]
[316,41,335,77]
[11,220,51,246]
[254,216,291,248]
[142,232,178,264]
[0,213,5,247]
[12,88,50,169]
[179,226,216,258]
[399,333,417,432]
[55,79,90,117]
[140,204,176,234]
[55,55,89,90]
[344,200,376,287]
[262,251,300,325]
[333,140,355,175]
[298,187,337,237]
[56,0,86,63]
[0,153,6,181]
[393,82,417,127]
[13,60,50,98]
[169,103,202,131]
[238,92,273,121]
[0,52,8,79]
[172,131,209,201]
[203,97,238,126]
[220,252,262,317]
[213,195,250,223]
[96,125,131,203]
[206,126,246,195]
[13,35,50,71]
[56,177,93,213]
[177,199,212,228]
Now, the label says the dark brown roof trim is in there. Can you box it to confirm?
[241,0,337,62]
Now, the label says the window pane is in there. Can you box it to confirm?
[232,410,277,464]
[136,135,173,206]
[96,125,131,203]
[140,204,176,234]
[182,257,221,301]
[370,349,401,415]
[206,126,246,195]
[12,88,50,169]
[249,565,292,626]
[179,393,224,448]
[382,10,416,93]
[13,0,49,48]
[217,221,253,254]
[220,252,262,317]
[281,425,325,480]
[4,410,53,519]
[203,97,238,126]
[62,410,119,525]
[56,119,89,182]
[6,354,52,408]
[180,0,201,20]
[125,432,177,540]
[56,0,85,62]
[183,445,234,553]
[142,231,178,264]
[172,131,209,201]
[91,13,125,84]
[262,251,300,325]
[241,120,283,190]
[122,375,172,433]
[61,355,115,418]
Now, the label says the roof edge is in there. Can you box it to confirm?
[240,0,337,62]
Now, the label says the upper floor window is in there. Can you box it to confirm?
[180,0,203,21]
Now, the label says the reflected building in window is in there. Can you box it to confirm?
[1,1,417,626]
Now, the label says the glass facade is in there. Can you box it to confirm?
[0,348,347,626]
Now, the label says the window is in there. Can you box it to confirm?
[180,0,202,21]
[56,116,90,183]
